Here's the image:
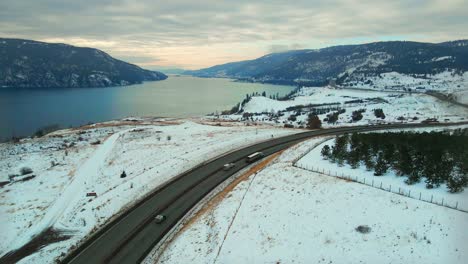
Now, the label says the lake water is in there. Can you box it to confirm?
[0,76,294,140]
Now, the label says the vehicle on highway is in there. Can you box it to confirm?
[223,163,236,170]
[154,214,166,224]
[246,152,264,163]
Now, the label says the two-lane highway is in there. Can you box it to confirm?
[64,122,467,264]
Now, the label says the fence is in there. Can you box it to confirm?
[291,138,332,165]
[293,163,466,213]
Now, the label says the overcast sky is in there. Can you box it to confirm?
[1,0,467,70]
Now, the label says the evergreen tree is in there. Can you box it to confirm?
[320,130,467,192]
[332,135,348,166]
[321,145,331,160]
[383,143,395,168]
[347,148,361,169]
[405,151,424,184]
[447,167,468,193]
[394,145,412,176]
[374,152,388,176]
[364,155,375,171]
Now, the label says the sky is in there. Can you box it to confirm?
[0,0,467,70]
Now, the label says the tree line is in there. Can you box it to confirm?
[320,130,468,193]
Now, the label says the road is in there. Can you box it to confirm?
[425,91,468,109]
[64,122,467,264]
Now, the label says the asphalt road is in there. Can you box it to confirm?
[64,122,467,264]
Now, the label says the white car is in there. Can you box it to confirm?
[223,163,236,171]
[154,214,166,224]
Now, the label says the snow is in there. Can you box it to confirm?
[0,118,298,262]
[242,96,294,113]
[9,130,128,250]
[155,137,468,264]
[343,70,468,94]
[431,56,453,62]
[340,52,392,77]
[296,138,468,211]
[453,90,468,105]
[221,86,468,128]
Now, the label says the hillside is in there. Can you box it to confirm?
[0,38,167,88]
[185,40,468,90]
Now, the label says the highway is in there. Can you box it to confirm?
[63,122,467,264]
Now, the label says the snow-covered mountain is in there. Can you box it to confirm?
[185,40,468,89]
[0,38,167,88]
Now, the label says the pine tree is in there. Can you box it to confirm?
[394,145,412,176]
[347,148,361,169]
[382,143,395,168]
[447,167,468,193]
[374,152,388,176]
[332,135,348,166]
[360,142,374,171]
[321,145,331,160]
[405,150,424,184]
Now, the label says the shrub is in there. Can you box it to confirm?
[374,109,386,119]
[20,167,33,175]
[306,114,322,129]
[287,115,297,121]
[355,225,371,233]
[351,109,365,122]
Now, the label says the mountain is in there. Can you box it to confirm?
[0,38,167,88]
[185,40,468,87]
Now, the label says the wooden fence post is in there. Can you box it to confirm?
[430,195,433,203]
[419,192,421,200]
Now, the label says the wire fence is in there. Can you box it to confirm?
[294,163,467,213]
[291,138,331,165]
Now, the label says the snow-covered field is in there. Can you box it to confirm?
[0,118,298,263]
[0,83,468,263]
[154,137,468,264]
[342,70,468,94]
[453,90,468,105]
[215,86,468,128]
[296,138,468,211]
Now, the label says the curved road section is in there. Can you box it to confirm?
[64,123,466,264]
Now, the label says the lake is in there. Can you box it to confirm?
[0,76,294,140]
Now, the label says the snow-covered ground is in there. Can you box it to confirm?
[214,86,468,128]
[342,70,468,94]
[453,90,468,105]
[296,138,468,211]
[0,118,298,263]
[154,137,468,264]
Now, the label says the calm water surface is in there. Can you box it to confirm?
[0,76,294,140]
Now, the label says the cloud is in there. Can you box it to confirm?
[268,44,306,53]
[0,0,467,69]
